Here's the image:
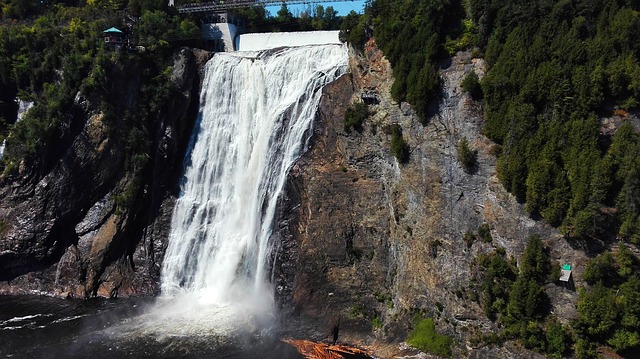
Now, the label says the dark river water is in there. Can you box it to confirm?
[0,295,304,359]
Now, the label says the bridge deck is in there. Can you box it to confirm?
[176,0,356,13]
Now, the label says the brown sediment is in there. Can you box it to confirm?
[282,339,372,359]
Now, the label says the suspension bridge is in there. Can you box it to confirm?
[170,0,358,13]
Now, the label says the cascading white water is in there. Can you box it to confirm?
[0,99,32,161]
[160,44,347,318]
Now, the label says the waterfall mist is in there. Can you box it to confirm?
[153,44,347,333]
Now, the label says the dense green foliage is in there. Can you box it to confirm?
[469,0,640,348]
[389,124,409,163]
[502,236,553,352]
[178,3,351,44]
[407,317,453,358]
[476,236,572,355]
[479,249,516,320]
[576,244,640,356]
[466,0,640,353]
[457,137,477,173]
[461,71,482,100]
[0,0,196,200]
[3,1,640,357]
[545,318,571,359]
[344,102,369,133]
[1,3,118,169]
[338,10,368,51]
[0,0,350,177]
[477,222,492,242]
[369,0,463,120]
[229,4,343,33]
[471,0,640,241]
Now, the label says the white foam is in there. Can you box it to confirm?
[158,44,347,334]
[0,313,52,325]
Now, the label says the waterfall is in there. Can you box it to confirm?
[0,99,32,161]
[160,44,347,315]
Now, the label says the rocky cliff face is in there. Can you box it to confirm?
[0,40,586,356]
[0,48,209,298]
[277,40,586,357]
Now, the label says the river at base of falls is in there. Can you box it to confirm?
[0,295,303,359]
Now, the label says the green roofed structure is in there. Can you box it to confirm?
[103,27,123,33]
[103,27,126,48]
[560,263,574,290]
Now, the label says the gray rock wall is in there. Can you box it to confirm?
[276,41,584,357]
[0,48,209,298]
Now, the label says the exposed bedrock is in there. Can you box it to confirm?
[275,41,584,357]
[0,48,209,298]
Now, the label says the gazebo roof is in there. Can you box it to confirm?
[103,27,123,34]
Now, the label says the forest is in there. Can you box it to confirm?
[474,0,640,245]
[337,0,640,357]
[467,1,640,351]
[345,0,640,245]
[0,0,345,178]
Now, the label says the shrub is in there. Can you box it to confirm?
[407,317,453,358]
[548,261,561,283]
[583,252,616,285]
[343,102,368,133]
[457,137,477,173]
[546,319,570,358]
[520,235,550,283]
[461,71,483,100]
[390,124,409,163]
[348,303,367,319]
[444,19,477,55]
[371,316,383,329]
[480,251,516,320]
[478,223,492,242]
[463,231,475,247]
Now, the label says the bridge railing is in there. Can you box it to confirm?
[176,0,355,13]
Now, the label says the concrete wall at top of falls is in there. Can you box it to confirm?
[202,23,239,52]
[237,31,341,51]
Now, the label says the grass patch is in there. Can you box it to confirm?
[407,317,453,358]
[348,303,367,319]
